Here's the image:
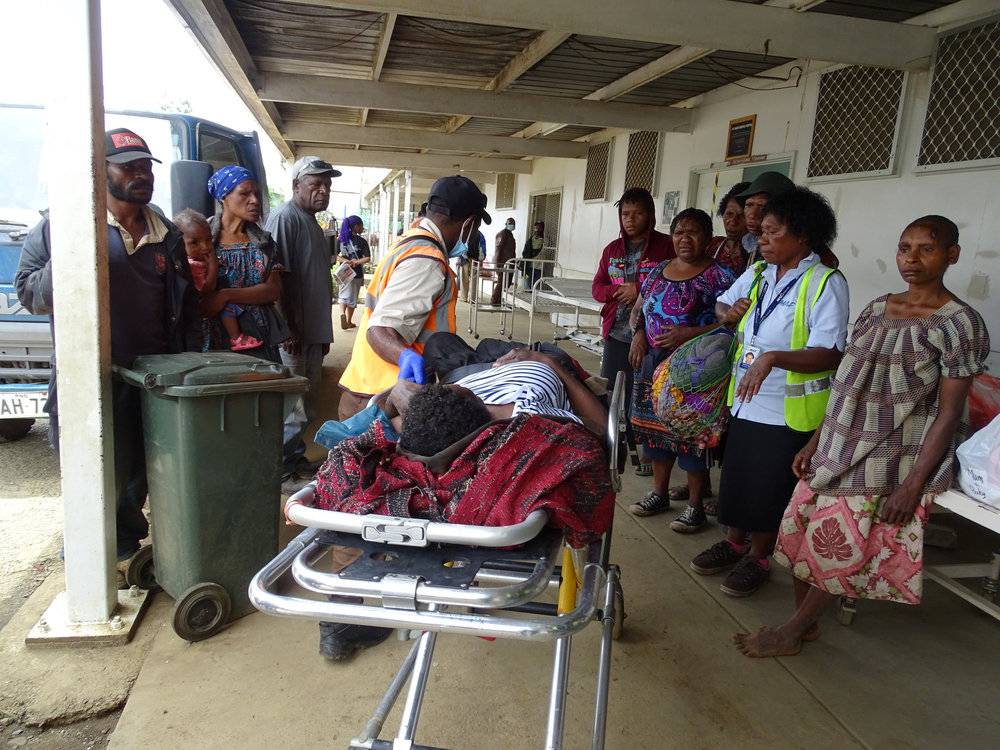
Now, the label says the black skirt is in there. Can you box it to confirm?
[717,417,812,533]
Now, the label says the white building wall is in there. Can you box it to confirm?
[483,60,1000,366]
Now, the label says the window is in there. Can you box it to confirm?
[918,20,1000,168]
[623,130,660,194]
[807,66,905,178]
[583,141,611,201]
[198,129,243,173]
[495,173,516,210]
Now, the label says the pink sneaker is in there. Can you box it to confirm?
[230,333,263,351]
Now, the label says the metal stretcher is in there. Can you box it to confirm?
[249,375,629,750]
[526,277,605,355]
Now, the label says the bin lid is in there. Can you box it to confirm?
[124,352,292,388]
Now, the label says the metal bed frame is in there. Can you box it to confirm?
[526,277,604,355]
[250,375,629,750]
[466,259,561,341]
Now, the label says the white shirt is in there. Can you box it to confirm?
[367,218,449,343]
[454,361,581,424]
[718,252,849,426]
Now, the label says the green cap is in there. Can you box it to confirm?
[736,171,795,199]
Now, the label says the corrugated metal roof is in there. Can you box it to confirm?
[507,35,678,99]
[275,103,362,125]
[364,110,453,130]
[380,17,539,88]
[615,51,794,107]
[541,125,603,141]
[226,0,380,78]
[456,117,535,136]
[811,0,957,23]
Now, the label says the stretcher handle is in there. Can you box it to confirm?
[286,484,550,548]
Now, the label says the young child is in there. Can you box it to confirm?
[173,209,262,351]
[735,215,990,658]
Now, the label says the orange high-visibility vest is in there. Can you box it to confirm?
[339,229,457,396]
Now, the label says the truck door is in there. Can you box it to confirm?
[195,124,270,216]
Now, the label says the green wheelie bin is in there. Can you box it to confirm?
[116,352,308,642]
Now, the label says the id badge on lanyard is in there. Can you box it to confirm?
[741,277,796,368]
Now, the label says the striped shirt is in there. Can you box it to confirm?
[455,361,580,424]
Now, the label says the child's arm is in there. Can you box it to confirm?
[880,375,973,525]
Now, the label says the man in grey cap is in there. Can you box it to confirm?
[736,171,795,266]
[265,155,342,480]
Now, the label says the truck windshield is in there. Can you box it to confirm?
[0,105,183,228]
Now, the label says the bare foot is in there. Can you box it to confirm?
[733,626,802,657]
[802,622,820,642]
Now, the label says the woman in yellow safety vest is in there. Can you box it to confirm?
[689,186,850,598]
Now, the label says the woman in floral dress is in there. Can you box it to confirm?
[627,208,735,532]
[736,215,990,657]
[201,165,287,362]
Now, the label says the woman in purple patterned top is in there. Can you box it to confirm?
[626,208,735,531]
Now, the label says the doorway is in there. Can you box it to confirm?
[689,158,793,236]
[527,190,562,262]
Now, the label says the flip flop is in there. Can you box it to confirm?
[634,463,653,477]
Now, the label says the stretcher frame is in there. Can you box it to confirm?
[466,258,561,342]
[250,374,628,750]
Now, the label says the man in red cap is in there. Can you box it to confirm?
[16,128,201,563]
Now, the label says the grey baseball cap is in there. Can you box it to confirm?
[291,155,342,180]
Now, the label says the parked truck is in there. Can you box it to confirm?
[0,103,269,440]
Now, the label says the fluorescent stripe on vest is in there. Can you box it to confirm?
[339,229,457,396]
[726,260,840,432]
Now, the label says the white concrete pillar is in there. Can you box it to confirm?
[47,0,117,622]
[403,170,413,230]
[391,178,400,237]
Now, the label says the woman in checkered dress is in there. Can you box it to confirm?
[735,215,990,658]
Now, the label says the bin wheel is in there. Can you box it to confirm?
[836,596,856,626]
[0,419,34,442]
[124,545,158,591]
[611,583,626,641]
[172,583,231,642]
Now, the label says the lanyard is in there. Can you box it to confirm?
[751,276,798,337]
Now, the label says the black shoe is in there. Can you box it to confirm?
[670,505,707,534]
[628,491,670,517]
[319,622,393,661]
[690,539,746,575]
[720,557,771,598]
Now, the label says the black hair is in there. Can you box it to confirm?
[669,207,713,238]
[906,215,959,248]
[615,187,655,217]
[172,208,209,234]
[398,385,492,457]
[418,202,428,218]
[762,187,838,253]
[718,182,750,216]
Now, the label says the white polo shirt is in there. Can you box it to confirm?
[718,252,849,426]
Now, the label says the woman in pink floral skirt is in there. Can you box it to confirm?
[735,215,990,657]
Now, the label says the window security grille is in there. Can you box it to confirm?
[583,141,611,201]
[918,20,1000,167]
[495,173,516,210]
[807,66,905,178]
[623,131,660,194]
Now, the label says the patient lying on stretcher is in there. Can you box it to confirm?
[292,349,616,548]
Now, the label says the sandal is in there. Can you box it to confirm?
[634,463,653,477]
[668,485,716,502]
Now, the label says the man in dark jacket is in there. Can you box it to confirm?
[15,128,201,560]
[490,217,516,305]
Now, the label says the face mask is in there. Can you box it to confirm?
[448,219,474,258]
[505,222,515,231]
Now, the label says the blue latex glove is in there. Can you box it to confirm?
[397,348,425,384]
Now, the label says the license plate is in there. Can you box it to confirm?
[0,392,47,419]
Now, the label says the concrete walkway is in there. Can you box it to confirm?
[108,303,1000,750]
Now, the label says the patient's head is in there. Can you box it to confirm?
[398,384,492,456]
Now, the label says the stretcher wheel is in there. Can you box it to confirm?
[172,582,231,642]
[836,596,856,626]
[124,545,158,591]
[612,584,626,641]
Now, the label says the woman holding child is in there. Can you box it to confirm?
[175,165,287,362]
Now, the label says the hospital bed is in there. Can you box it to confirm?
[249,374,629,750]
[466,258,561,342]
[526,277,604,356]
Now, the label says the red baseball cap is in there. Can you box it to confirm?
[105,128,161,164]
